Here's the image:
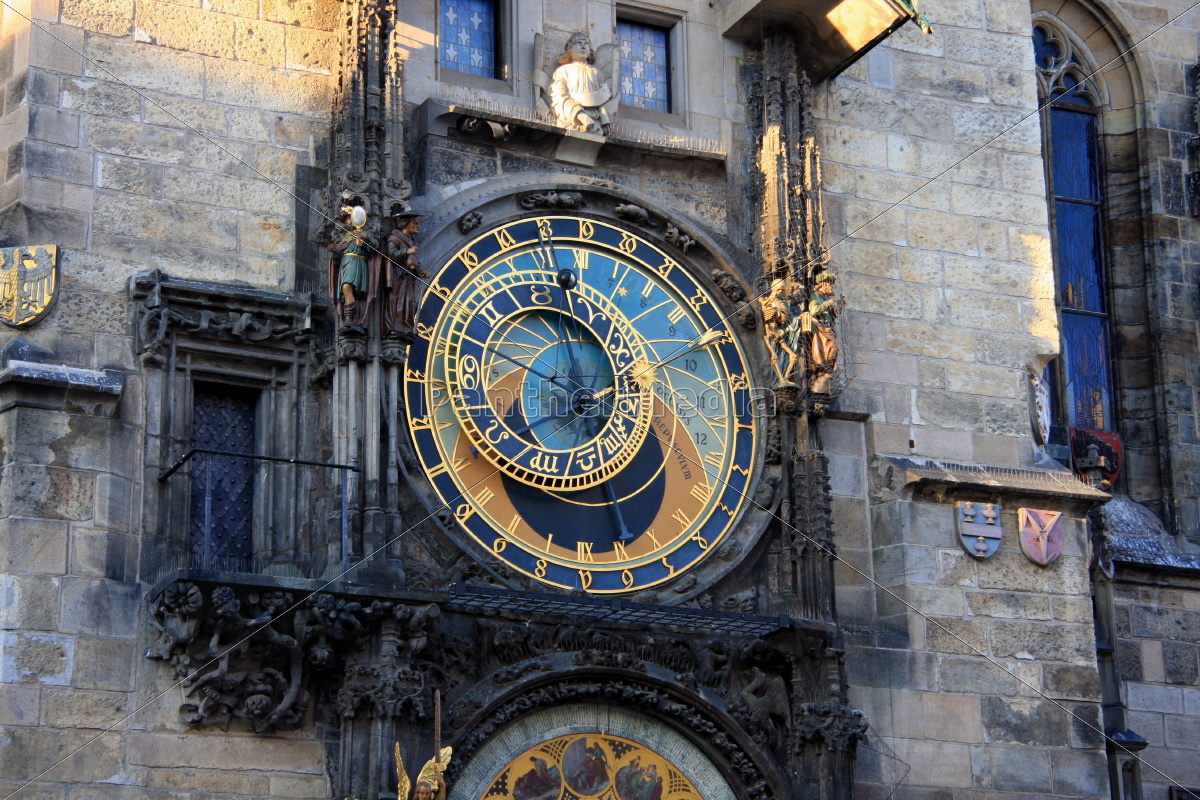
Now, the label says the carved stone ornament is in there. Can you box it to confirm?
[1018,507,1064,567]
[0,244,58,328]
[534,31,618,134]
[519,190,585,210]
[794,701,868,751]
[1030,372,1051,447]
[132,271,315,361]
[458,211,483,234]
[614,203,653,226]
[956,500,1002,559]
[664,224,696,254]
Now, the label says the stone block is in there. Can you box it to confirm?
[84,117,188,164]
[133,1,235,59]
[1131,605,1200,643]
[0,574,59,631]
[85,38,205,99]
[0,683,40,726]
[0,464,93,521]
[937,549,976,587]
[146,769,271,795]
[61,0,133,36]
[1127,682,1182,714]
[72,636,134,691]
[946,362,1018,399]
[0,632,74,685]
[55,290,129,335]
[974,331,1053,371]
[1141,639,1165,683]
[143,93,230,138]
[95,155,161,196]
[888,739,972,788]
[909,427,973,461]
[1044,664,1101,700]
[262,0,336,29]
[205,59,332,117]
[252,143,302,181]
[128,732,325,773]
[29,23,85,76]
[28,106,79,147]
[1186,686,1200,716]
[230,109,272,143]
[0,518,68,576]
[907,208,979,255]
[238,212,294,255]
[990,745,1050,792]
[938,655,1019,695]
[990,620,1093,664]
[922,693,981,743]
[965,591,1050,620]
[58,577,138,638]
[925,617,984,655]
[1126,710,1164,746]
[60,78,140,120]
[0,728,123,782]
[92,192,239,250]
[1161,642,1200,686]
[914,390,983,431]
[1051,749,1109,796]
[270,774,331,798]
[235,20,286,68]
[971,433,1018,467]
[917,359,946,389]
[21,140,92,186]
[981,695,1068,745]
[163,169,291,216]
[286,26,335,74]
[977,552,1088,594]
[827,452,865,498]
[40,687,126,730]
[846,646,935,691]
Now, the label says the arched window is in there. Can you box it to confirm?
[1034,21,1115,444]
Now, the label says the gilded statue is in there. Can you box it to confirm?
[535,31,618,135]
[802,271,845,394]
[395,743,452,800]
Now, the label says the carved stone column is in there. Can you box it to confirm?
[322,0,413,579]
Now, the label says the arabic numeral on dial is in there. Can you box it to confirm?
[531,287,553,305]
[694,432,707,446]
[668,324,676,336]
[684,359,697,372]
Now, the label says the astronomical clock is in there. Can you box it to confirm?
[405,212,764,595]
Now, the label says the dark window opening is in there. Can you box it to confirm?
[188,384,259,567]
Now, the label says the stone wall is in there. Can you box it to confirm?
[1,0,335,294]
[1112,575,1200,798]
[815,0,1054,470]
[0,0,339,797]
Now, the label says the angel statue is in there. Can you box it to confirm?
[395,743,452,800]
[535,31,618,134]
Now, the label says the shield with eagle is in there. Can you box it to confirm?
[0,245,59,328]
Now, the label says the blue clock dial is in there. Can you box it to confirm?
[405,216,758,593]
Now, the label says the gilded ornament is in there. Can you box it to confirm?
[0,245,58,329]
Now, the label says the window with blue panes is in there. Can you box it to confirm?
[440,0,497,79]
[617,21,671,113]
[1034,23,1114,436]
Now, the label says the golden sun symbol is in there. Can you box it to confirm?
[630,358,657,392]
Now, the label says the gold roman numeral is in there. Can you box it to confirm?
[576,541,596,562]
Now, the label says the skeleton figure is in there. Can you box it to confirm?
[535,31,618,134]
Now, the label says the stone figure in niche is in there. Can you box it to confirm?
[382,206,428,340]
[760,278,804,387]
[536,32,617,135]
[803,270,845,394]
[396,742,452,800]
[328,204,378,329]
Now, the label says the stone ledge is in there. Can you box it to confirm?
[875,455,1110,506]
[0,359,124,416]
[415,99,727,169]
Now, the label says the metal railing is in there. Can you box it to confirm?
[159,448,360,574]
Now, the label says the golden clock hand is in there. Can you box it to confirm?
[652,330,731,369]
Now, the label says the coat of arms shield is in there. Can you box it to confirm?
[0,245,59,328]
[956,501,1001,559]
[1018,508,1063,567]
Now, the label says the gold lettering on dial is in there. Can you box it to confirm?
[576,541,596,562]
[578,569,593,589]
[612,541,629,561]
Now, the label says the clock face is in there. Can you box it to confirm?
[405,216,757,593]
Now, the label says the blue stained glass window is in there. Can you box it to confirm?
[1053,200,1104,312]
[440,0,496,79]
[617,21,670,113]
[1061,313,1113,431]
